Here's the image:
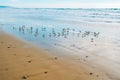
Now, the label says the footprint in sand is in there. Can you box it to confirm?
[13,54,16,56]
[89,72,99,78]
[27,56,30,57]
[90,72,93,75]
[22,75,28,79]
[1,41,4,43]
[28,60,32,63]
[85,56,88,58]
[7,47,10,48]
[5,68,8,71]
[96,75,99,77]
[44,71,48,74]
[54,57,58,60]
[21,71,48,79]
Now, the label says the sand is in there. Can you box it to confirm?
[0,31,110,80]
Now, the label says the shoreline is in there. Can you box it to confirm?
[0,31,110,80]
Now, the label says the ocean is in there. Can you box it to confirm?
[0,8,120,79]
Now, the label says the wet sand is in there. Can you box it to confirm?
[0,31,111,80]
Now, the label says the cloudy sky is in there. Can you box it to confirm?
[0,0,120,8]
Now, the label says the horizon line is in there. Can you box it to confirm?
[0,5,120,9]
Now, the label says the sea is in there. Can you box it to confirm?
[0,7,120,79]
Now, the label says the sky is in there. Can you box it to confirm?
[0,0,120,8]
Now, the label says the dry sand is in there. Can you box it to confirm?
[0,31,110,80]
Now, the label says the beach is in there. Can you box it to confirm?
[0,8,120,80]
[0,31,111,80]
